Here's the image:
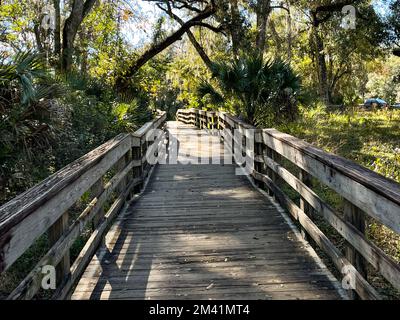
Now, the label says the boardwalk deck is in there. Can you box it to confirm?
[71,122,345,300]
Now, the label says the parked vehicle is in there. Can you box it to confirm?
[364,98,388,109]
[392,103,400,109]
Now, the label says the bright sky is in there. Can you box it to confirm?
[373,0,391,15]
[121,0,162,48]
[121,0,393,48]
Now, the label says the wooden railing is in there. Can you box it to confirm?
[0,111,167,299]
[177,108,400,300]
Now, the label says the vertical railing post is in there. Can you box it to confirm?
[114,153,128,195]
[125,147,133,198]
[299,169,313,240]
[343,199,367,300]
[132,140,143,193]
[254,135,263,188]
[265,146,275,196]
[142,136,148,181]
[48,212,70,288]
[198,112,202,128]
[90,178,105,227]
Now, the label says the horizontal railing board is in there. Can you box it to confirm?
[0,112,166,273]
[258,129,400,234]
[0,133,128,234]
[255,154,400,291]
[134,112,166,139]
[252,171,380,300]
[176,108,399,300]
[7,162,141,300]
[225,114,255,129]
[0,136,132,272]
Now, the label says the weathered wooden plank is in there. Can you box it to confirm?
[7,162,141,300]
[90,179,105,227]
[75,278,339,294]
[255,154,400,291]
[79,255,322,269]
[0,136,132,272]
[76,273,338,288]
[72,122,344,300]
[48,212,70,288]
[56,177,140,299]
[299,169,312,240]
[77,290,340,301]
[343,200,367,300]
[259,129,400,234]
[252,171,380,300]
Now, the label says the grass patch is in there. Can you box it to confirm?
[274,106,400,299]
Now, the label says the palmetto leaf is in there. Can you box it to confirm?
[196,55,301,124]
[0,51,54,106]
[196,81,224,105]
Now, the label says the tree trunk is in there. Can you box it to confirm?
[312,25,330,105]
[53,0,61,59]
[310,1,358,104]
[255,0,271,56]
[33,22,44,53]
[117,5,216,89]
[286,0,292,62]
[162,7,213,71]
[185,29,213,71]
[229,0,241,58]
[61,0,97,72]
[79,28,88,75]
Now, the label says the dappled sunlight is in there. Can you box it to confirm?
[204,188,256,199]
[1,0,399,301]
[71,123,342,300]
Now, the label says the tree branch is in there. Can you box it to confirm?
[157,3,214,70]
[312,0,362,26]
[117,2,216,87]
[270,5,289,13]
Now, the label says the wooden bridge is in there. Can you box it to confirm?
[0,109,399,300]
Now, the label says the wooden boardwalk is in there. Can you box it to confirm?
[71,122,345,300]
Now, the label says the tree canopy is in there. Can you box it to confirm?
[1,0,400,201]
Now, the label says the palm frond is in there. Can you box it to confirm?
[201,55,301,124]
[196,81,224,105]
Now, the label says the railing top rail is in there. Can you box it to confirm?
[177,108,400,233]
[175,107,400,299]
[0,111,166,242]
[261,128,400,209]
[0,133,129,236]
[134,111,166,138]
[223,113,256,129]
